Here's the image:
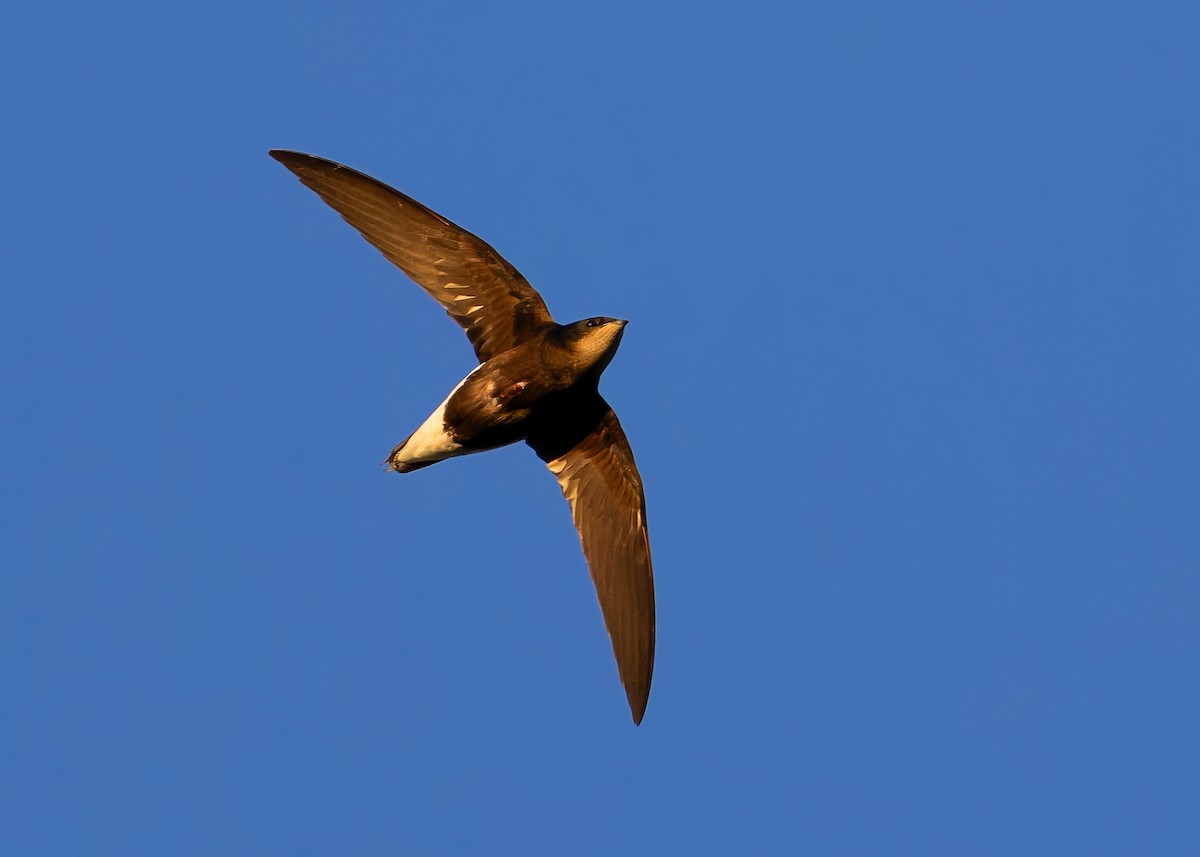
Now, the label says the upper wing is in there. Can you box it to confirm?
[270,150,556,362]
[527,394,655,724]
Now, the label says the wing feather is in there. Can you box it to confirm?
[529,397,655,724]
[270,150,555,361]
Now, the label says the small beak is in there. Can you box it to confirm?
[615,319,629,327]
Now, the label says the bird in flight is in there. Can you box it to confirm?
[270,151,655,724]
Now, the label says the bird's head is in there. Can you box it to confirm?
[558,317,628,376]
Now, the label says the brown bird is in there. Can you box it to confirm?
[270,151,655,724]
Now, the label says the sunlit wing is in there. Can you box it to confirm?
[270,150,555,362]
[528,395,655,723]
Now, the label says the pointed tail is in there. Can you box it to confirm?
[383,435,437,473]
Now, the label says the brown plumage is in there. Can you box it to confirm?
[270,150,655,724]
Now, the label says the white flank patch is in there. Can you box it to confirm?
[393,367,480,466]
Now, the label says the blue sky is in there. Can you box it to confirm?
[3,1,1199,854]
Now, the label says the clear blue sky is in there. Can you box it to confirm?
[3,2,1198,854]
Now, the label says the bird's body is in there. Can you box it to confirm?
[270,150,655,723]
[389,317,627,472]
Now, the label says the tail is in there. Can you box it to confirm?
[383,434,437,473]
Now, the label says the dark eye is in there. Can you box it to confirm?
[585,318,601,328]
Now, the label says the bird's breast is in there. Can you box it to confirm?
[442,343,589,449]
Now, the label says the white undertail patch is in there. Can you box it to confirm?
[392,366,480,467]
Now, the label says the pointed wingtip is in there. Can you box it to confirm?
[269,150,334,172]
[628,688,649,725]
[269,149,307,168]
